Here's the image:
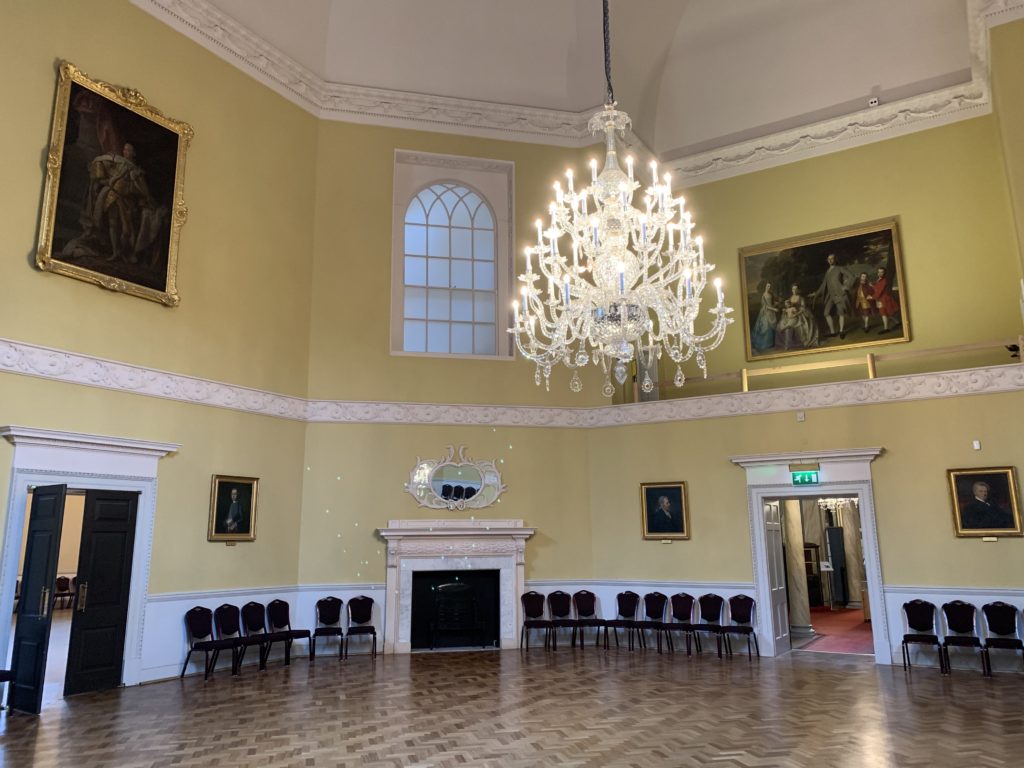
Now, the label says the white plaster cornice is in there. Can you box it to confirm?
[130,0,1023,180]
[0,425,179,458]
[1,336,1022,428]
[730,447,883,469]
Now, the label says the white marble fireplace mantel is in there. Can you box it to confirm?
[377,519,536,654]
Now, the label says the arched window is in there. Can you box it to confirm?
[401,183,497,355]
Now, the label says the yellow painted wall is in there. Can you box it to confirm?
[644,115,1021,395]
[297,423,593,583]
[588,390,1024,588]
[0,374,306,593]
[0,0,318,396]
[305,120,608,407]
[992,20,1024,278]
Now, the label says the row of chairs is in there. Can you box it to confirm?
[521,590,759,659]
[181,596,377,680]
[902,599,1024,676]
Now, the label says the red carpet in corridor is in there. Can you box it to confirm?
[799,607,874,655]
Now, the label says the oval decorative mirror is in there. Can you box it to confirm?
[405,445,506,510]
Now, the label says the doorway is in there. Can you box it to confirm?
[732,448,890,664]
[7,486,139,713]
[772,496,873,656]
[0,426,178,714]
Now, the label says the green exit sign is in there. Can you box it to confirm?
[791,471,820,486]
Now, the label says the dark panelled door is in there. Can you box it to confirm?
[63,490,139,697]
[8,484,68,714]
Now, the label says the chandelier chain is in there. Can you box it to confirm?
[603,0,614,105]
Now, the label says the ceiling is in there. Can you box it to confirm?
[136,0,1006,180]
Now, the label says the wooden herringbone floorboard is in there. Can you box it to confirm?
[1,648,1022,767]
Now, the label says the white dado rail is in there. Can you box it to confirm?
[378,519,535,654]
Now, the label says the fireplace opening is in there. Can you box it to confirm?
[410,570,500,650]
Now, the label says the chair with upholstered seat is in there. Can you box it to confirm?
[722,595,760,659]
[181,606,240,679]
[344,595,377,658]
[241,601,295,669]
[547,590,576,650]
[664,593,698,655]
[53,576,74,609]
[981,601,1023,676]
[519,591,551,650]
[940,600,983,675]
[636,593,670,653]
[604,591,642,650]
[571,590,605,649]
[268,599,312,657]
[312,597,345,659]
[901,599,946,673]
[214,603,266,672]
[695,594,726,658]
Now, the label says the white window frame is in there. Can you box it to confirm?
[391,150,514,359]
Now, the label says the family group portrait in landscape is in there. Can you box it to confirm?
[739,219,909,361]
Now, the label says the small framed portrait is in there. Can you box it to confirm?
[36,61,193,306]
[738,218,909,362]
[947,467,1022,538]
[640,482,690,540]
[208,475,259,542]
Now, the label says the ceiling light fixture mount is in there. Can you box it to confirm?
[510,0,732,395]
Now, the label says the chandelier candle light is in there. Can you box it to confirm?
[509,0,732,396]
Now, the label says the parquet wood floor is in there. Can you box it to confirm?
[2,647,1022,767]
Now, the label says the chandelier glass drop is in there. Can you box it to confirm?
[510,0,733,396]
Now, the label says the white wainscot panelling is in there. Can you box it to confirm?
[883,586,1024,673]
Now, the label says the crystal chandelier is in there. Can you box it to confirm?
[510,0,732,395]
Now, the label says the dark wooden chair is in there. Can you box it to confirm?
[901,599,946,673]
[723,595,760,659]
[181,606,240,679]
[664,593,698,655]
[981,601,1023,676]
[604,591,642,650]
[268,599,312,657]
[636,592,670,653]
[344,595,377,658]
[241,601,295,669]
[214,603,266,672]
[547,590,575,650]
[571,590,605,649]
[519,591,551,650]
[940,600,984,675]
[695,594,726,658]
[312,597,344,659]
[53,576,74,609]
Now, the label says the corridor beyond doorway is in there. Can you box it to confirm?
[794,607,874,655]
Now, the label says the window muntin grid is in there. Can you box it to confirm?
[402,183,497,355]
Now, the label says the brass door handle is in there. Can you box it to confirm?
[40,586,50,618]
[77,582,88,613]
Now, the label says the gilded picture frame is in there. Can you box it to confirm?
[947,467,1022,538]
[640,481,690,540]
[36,61,193,306]
[738,218,909,362]
[208,475,259,543]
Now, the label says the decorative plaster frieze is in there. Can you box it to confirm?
[1,337,1022,428]
[130,0,1022,179]
[0,337,308,420]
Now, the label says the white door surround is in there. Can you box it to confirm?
[731,448,890,664]
[377,519,535,654]
[0,426,179,686]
